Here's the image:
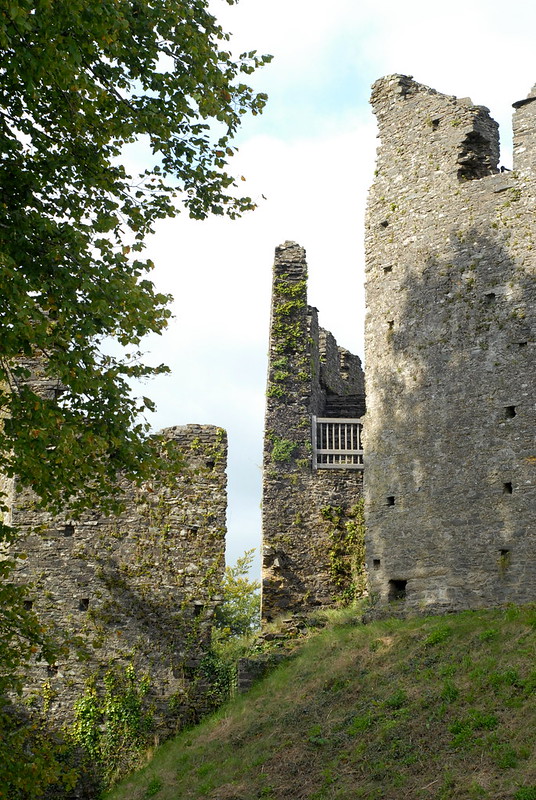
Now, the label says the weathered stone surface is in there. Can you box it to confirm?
[364,76,535,613]
[7,421,227,731]
[261,242,365,621]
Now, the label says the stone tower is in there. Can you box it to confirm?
[261,242,366,621]
[364,76,535,612]
[4,357,228,729]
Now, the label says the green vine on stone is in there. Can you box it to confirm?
[71,664,154,788]
[320,500,366,604]
[270,437,297,463]
[271,276,308,356]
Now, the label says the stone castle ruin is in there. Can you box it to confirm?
[4,359,227,731]
[3,75,535,740]
[262,76,535,620]
[261,242,366,621]
[364,75,535,612]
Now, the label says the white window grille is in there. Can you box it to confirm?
[312,416,364,470]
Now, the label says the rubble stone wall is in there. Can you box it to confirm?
[364,75,536,613]
[8,421,227,731]
[261,242,365,621]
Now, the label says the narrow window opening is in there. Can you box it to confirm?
[504,405,516,419]
[383,265,393,274]
[431,118,440,130]
[498,549,511,571]
[503,482,513,495]
[373,559,381,570]
[388,579,407,602]
[78,598,89,611]
[205,459,215,470]
[484,292,496,304]
[47,665,58,676]
[63,524,74,537]
[387,320,394,331]
[386,495,395,507]
[518,341,527,348]
[24,600,33,611]
[193,603,203,618]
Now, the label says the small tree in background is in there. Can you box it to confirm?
[214,549,261,641]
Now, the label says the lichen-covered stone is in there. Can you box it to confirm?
[262,242,365,621]
[364,76,535,613]
[7,422,227,731]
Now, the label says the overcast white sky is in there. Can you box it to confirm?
[131,0,536,571]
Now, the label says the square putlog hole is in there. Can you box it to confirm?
[388,579,407,602]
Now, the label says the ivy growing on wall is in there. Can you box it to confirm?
[71,664,154,789]
[269,436,297,463]
[269,274,309,398]
[320,500,366,604]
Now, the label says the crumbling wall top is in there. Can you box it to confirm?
[318,328,364,408]
[370,74,500,183]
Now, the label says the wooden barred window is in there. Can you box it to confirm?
[312,417,364,470]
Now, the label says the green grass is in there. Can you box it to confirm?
[105,605,536,800]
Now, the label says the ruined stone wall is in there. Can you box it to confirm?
[364,76,535,612]
[262,242,365,621]
[9,422,227,731]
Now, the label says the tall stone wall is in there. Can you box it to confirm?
[261,242,365,621]
[364,76,535,612]
[8,421,227,731]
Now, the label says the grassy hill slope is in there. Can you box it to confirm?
[105,605,536,800]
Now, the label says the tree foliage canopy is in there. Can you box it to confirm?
[0,2,270,792]
[0,0,271,512]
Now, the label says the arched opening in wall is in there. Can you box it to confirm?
[388,579,407,602]
[504,406,517,419]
